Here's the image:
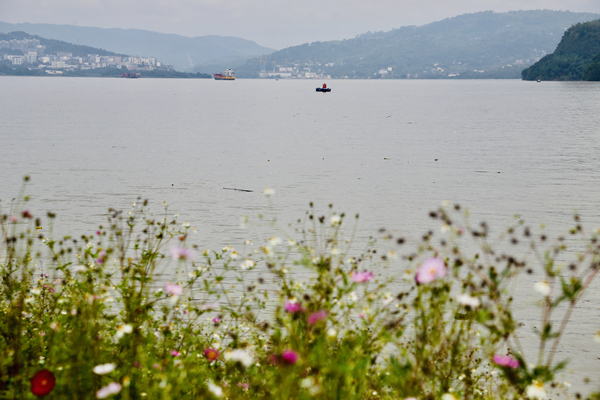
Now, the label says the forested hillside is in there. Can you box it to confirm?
[521,20,600,80]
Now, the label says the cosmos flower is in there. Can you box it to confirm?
[308,310,328,325]
[170,246,196,262]
[284,300,303,313]
[204,348,220,361]
[92,363,116,375]
[30,369,55,397]
[165,283,183,296]
[415,257,447,284]
[281,349,299,365]
[493,354,520,369]
[351,271,374,283]
[170,350,180,357]
[96,382,122,399]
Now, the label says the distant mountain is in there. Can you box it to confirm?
[235,10,600,79]
[0,21,274,72]
[522,19,600,80]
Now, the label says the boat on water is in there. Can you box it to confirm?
[214,69,236,80]
[316,83,331,92]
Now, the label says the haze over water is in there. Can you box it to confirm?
[2,77,600,388]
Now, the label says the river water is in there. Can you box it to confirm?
[1,77,600,391]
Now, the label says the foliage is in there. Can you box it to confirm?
[1,177,600,399]
[522,20,600,81]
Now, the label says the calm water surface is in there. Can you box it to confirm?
[2,77,600,388]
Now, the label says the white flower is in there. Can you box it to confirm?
[526,380,547,399]
[240,259,255,270]
[327,328,337,338]
[533,281,551,296]
[207,380,223,397]
[347,292,357,303]
[268,236,282,247]
[330,215,342,225]
[116,324,133,338]
[263,187,275,197]
[382,292,394,306]
[457,293,481,308]
[442,394,457,400]
[96,382,121,399]
[73,265,88,273]
[93,363,116,375]
[224,349,254,367]
[30,287,41,295]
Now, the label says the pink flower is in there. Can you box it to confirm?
[308,310,328,325]
[284,300,303,313]
[170,246,196,262]
[165,283,183,296]
[493,354,519,369]
[415,257,447,284]
[351,271,374,283]
[281,349,299,365]
[204,348,220,361]
[237,382,249,390]
[170,350,180,357]
[96,250,107,264]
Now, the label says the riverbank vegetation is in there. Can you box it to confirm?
[1,177,599,399]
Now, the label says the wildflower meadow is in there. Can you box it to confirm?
[1,177,599,399]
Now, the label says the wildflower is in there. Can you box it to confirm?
[533,281,551,296]
[73,265,87,273]
[415,257,447,284]
[165,283,183,296]
[204,348,220,361]
[96,382,122,399]
[263,187,275,197]
[308,310,328,325]
[22,210,33,219]
[330,215,342,225]
[442,395,457,400]
[116,324,133,338]
[382,292,394,305]
[207,380,223,397]
[284,299,304,313]
[170,246,196,262]
[457,293,481,308]
[493,354,519,369]
[351,271,373,283]
[240,259,255,270]
[170,350,180,357]
[281,349,299,365]
[237,382,249,390]
[269,236,282,246]
[30,369,55,397]
[327,328,337,338]
[224,349,254,367]
[93,363,116,375]
[594,330,600,343]
[525,380,546,399]
[96,250,107,264]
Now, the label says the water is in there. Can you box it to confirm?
[2,77,600,389]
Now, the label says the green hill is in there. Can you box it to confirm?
[522,20,600,80]
[235,10,600,79]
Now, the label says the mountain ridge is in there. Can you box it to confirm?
[0,21,274,72]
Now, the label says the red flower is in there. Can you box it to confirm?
[31,369,55,397]
[204,348,220,361]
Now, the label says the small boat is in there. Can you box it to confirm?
[214,69,235,80]
[316,83,331,92]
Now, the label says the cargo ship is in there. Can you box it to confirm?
[214,69,235,80]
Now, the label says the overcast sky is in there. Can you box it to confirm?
[2,0,600,49]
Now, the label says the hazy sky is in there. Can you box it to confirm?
[2,0,600,49]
